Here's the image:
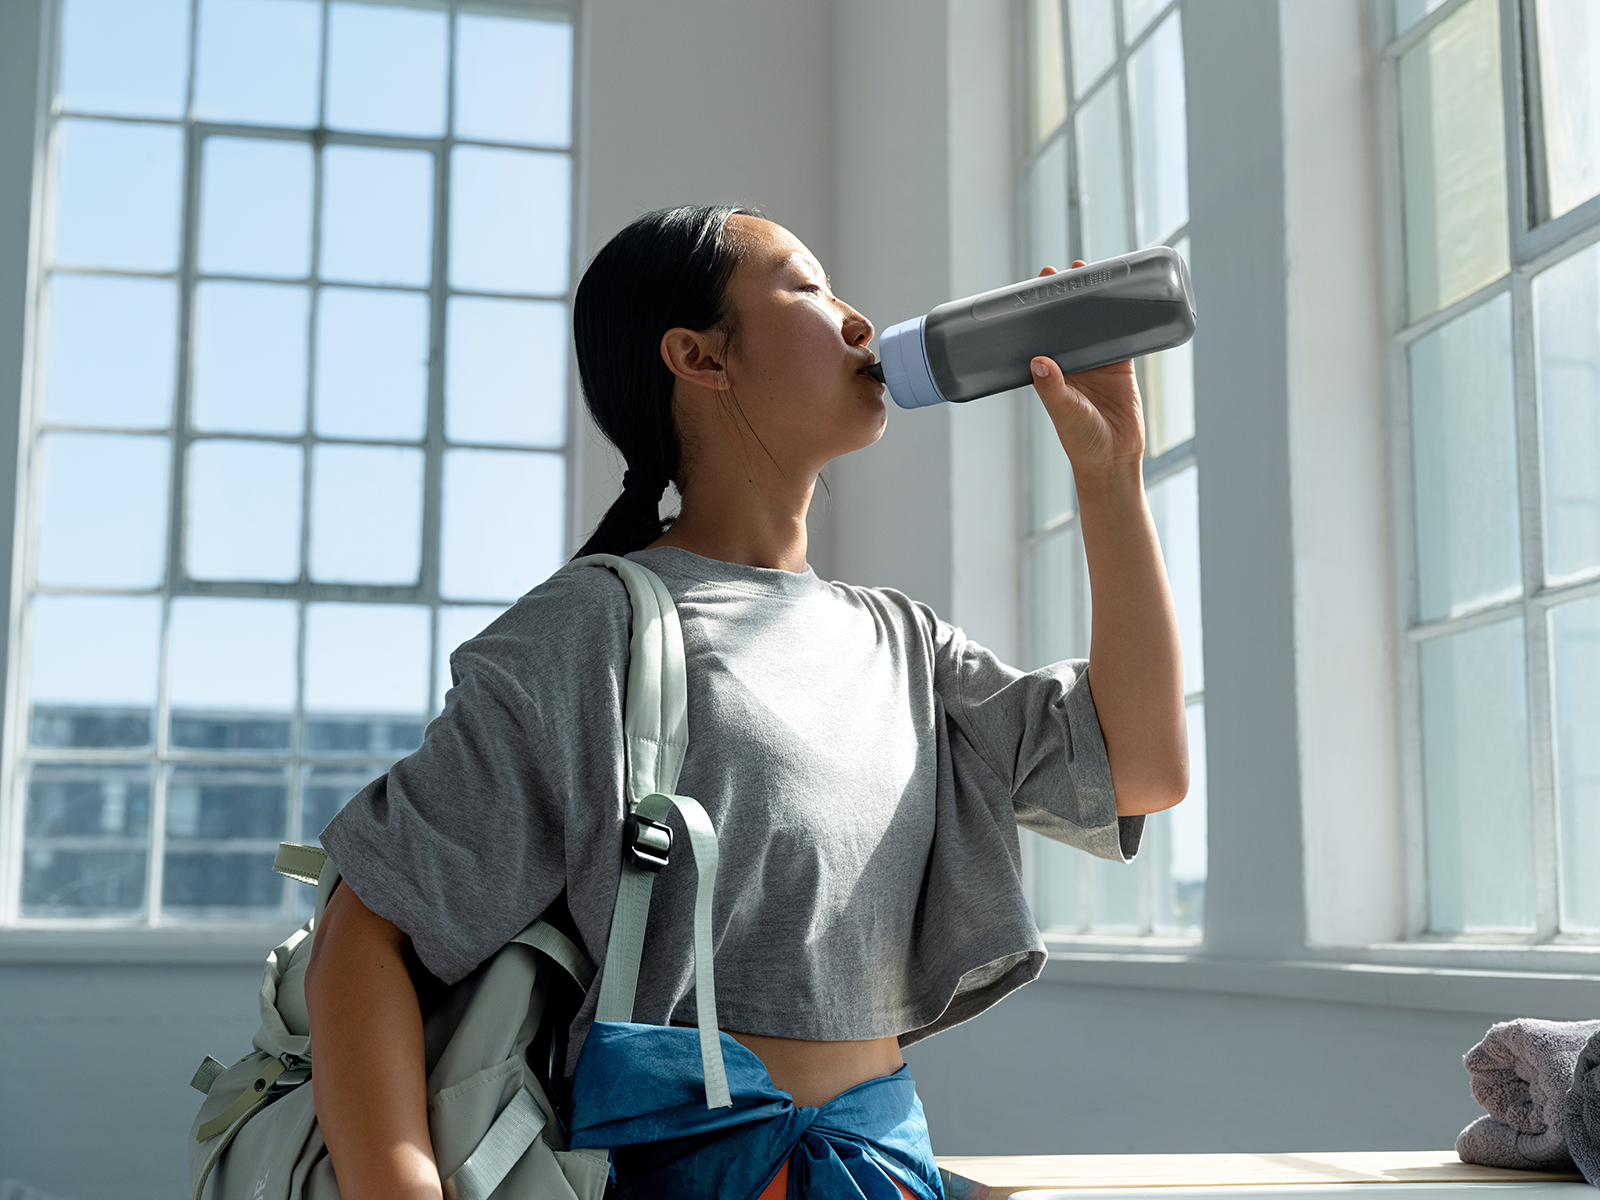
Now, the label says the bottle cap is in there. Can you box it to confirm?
[877,316,947,409]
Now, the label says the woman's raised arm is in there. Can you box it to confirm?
[1026,265,1189,816]
[303,882,443,1200]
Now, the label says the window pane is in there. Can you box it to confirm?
[36,432,169,589]
[194,0,321,128]
[446,298,567,446]
[1148,464,1202,691]
[168,597,297,750]
[440,449,564,600]
[437,603,509,710]
[1033,524,1088,665]
[1398,0,1509,321]
[1034,835,1082,931]
[455,15,573,148]
[1128,12,1187,247]
[309,445,424,585]
[53,119,182,271]
[43,274,175,429]
[22,765,152,917]
[1075,81,1129,263]
[1030,0,1068,147]
[450,147,570,295]
[1534,0,1600,220]
[163,764,288,915]
[1533,242,1600,581]
[186,440,303,581]
[1396,0,1451,36]
[1031,402,1075,532]
[1122,0,1165,43]
[325,2,447,137]
[192,281,309,435]
[31,595,160,749]
[1409,293,1521,620]
[303,763,385,841]
[304,603,430,755]
[59,0,188,119]
[1027,136,1069,274]
[1092,856,1141,931]
[314,288,429,441]
[321,146,434,287]
[1420,617,1534,932]
[1068,0,1116,98]
[1153,698,1206,932]
[1553,596,1600,930]
[199,137,313,279]
[1144,238,1194,454]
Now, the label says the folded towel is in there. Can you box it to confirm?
[1564,1027,1600,1185]
[1454,1018,1600,1170]
[1457,1114,1576,1171]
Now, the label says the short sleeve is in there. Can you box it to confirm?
[929,614,1142,863]
[318,568,633,984]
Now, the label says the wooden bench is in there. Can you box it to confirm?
[933,1151,1587,1200]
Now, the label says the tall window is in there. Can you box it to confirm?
[1019,0,1206,935]
[4,0,575,926]
[1389,0,1600,939]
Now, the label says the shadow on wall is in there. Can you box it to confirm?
[2,1181,74,1200]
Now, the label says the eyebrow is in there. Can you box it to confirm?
[775,251,828,287]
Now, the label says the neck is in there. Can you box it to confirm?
[648,470,815,574]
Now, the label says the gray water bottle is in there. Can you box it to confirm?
[866,246,1196,409]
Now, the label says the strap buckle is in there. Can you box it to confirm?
[625,813,672,873]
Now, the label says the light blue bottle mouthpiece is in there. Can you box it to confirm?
[876,316,947,410]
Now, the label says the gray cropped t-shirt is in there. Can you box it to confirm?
[320,546,1141,1068]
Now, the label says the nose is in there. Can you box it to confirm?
[841,301,874,348]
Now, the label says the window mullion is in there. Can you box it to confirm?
[1509,269,1560,938]
[151,104,209,927]
[1515,0,1551,240]
[1376,14,1440,939]
[420,169,451,713]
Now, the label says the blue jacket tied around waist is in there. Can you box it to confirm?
[569,1023,944,1200]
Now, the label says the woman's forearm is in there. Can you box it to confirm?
[304,883,442,1200]
[1075,462,1189,815]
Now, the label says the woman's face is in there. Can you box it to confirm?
[708,216,886,472]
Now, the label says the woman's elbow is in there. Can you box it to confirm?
[1113,761,1189,816]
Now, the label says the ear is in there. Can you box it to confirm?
[660,327,729,391]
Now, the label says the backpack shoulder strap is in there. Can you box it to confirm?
[563,553,688,798]
[562,554,730,1110]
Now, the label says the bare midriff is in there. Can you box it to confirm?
[671,1025,905,1108]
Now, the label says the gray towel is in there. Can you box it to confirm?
[1564,1027,1600,1185]
[1455,1018,1600,1170]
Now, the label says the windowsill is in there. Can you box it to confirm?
[1040,935,1600,1020]
[0,923,302,965]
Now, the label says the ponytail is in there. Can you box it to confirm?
[571,205,758,559]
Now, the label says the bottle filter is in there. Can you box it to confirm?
[868,246,1196,409]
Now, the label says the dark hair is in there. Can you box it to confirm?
[571,204,760,559]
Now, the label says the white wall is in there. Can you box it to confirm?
[1282,1,1406,948]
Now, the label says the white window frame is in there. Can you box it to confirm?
[0,0,583,932]
[1379,0,1600,946]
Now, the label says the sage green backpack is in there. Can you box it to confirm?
[186,555,731,1200]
